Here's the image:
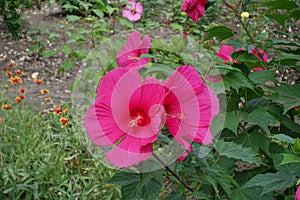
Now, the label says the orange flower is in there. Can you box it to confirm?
[59,118,68,126]
[2,67,7,71]
[53,106,62,115]
[40,89,49,95]
[34,79,44,85]
[19,94,25,99]
[45,97,52,102]
[15,70,24,75]
[18,87,26,93]
[63,108,68,113]
[6,71,12,77]
[15,96,22,103]
[10,76,22,85]
[8,62,15,67]
[1,104,12,110]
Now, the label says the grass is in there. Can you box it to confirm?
[0,99,121,199]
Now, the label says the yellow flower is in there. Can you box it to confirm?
[1,104,12,110]
[59,118,68,126]
[241,12,250,18]
[40,89,49,95]
[10,76,22,85]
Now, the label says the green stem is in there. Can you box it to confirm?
[152,153,195,193]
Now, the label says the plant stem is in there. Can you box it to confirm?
[152,153,195,193]
[221,0,255,44]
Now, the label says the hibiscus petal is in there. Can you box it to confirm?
[164,66,219,148]
[105,134,157,167]
[216,45,233,62]
[84,101,125,146]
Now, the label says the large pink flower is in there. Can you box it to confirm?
[250,48,269,62]
[216,45,234,63]
[122,0,143,22]
[163,66,219,159]
[84,68,166,167]
[181,0,208,22]
[296,185,300,200]
[117,31,151,69]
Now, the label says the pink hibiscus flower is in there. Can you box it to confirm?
[181,0,208,22]
[117,31,151,69]
[163,66,219,160]
[252,67,263,72]
[122,0,143,22]
[216,45,234,63]
[250,48,269,62]
[295,185,300,200]
[84,68,166,167]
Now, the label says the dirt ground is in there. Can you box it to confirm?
[0,5,79,108]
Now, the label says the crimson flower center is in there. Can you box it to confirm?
[129,109,150,127]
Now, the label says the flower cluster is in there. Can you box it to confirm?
[84,32,219,168]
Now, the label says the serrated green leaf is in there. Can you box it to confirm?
[214,140,260,164]
[42,50,57,58]
[231,186,275,200]
[223,71,253,91]
[141,178,162,200]
[225,112,239,133]
[248,70,277,85]
[269,83,300,113]
[242,108,276,133]
[243,171,297,195]
[205,26,236,41]
[107,171,139,186]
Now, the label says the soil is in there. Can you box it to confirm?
[0,3,78,109]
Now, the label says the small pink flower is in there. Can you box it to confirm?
[84,68,166,167]
[117,31,151,69]
[295,185,300,200]
[163,66,219,160]
[181,0,208,22]
[122,0,143,22]
[252,67,263,72]
[250,48,269,62]
[216,45,234,63]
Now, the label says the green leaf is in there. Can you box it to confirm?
[58,60,75,73]
[231,186,275,200]
[60,45,72,56]
[248,70,278,85]
[235,132,271,156]
[269,83,300,113]
[118,18,133,29]
[170,23,184,32]
[223,71,253,91]
[294,139,300,154]
[42,50,57,58]
[225,112,239,133]
[269,134,296,143]
[205,26,236,41]
[261,0,298,11]
[141,178,162,200]
[242,108,276,133]
[280,153,300,165]
[165,190,186,200]
[214,140,260,164]
[265,13,286,26]
[243,171,297,195]
[92,9,104,18]
[107,171,139,186]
